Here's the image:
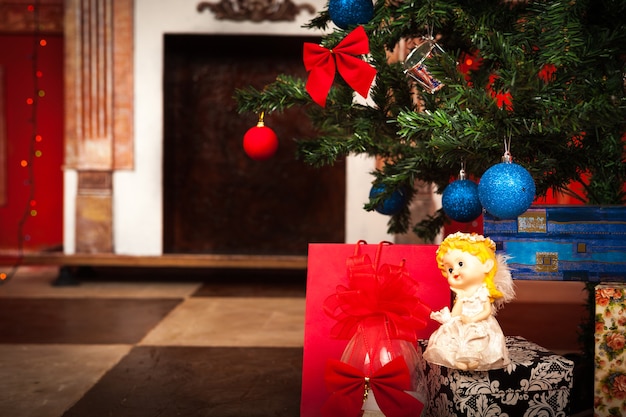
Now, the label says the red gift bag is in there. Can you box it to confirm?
[301,242,450,417]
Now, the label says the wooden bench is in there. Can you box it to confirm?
[0,251,308,285]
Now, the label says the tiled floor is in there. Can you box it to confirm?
[0,266,593,416]
[0,266,307,417]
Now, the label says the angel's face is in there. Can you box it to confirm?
[441,249,489,291]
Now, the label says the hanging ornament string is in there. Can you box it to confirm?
[1,1,41,284]
[502,136,512,162]
[303,26,377,107]
[426,21,434,42]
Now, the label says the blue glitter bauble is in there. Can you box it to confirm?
[478,162,536,219]
[442,179,483,222]
[328,0,374,29]
[369,184,407,215]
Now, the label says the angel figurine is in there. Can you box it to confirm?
[423,232,515,371]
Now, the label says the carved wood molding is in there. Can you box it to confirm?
[64,0,133,254]
[197,0,315,22]
[64,0,134,170]
[0,2,63,34]
[77,170,113,196]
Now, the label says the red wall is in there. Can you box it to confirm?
[0,34,64,251]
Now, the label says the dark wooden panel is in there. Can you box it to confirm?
[163,35,345,255]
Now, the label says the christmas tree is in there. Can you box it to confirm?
[235,0,626,241]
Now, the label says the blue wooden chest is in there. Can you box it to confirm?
[483,205,626,281]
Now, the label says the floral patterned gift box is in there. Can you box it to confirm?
[416,336,574,417]
[594,283,626,417]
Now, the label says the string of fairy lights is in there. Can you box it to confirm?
[0,1,43,284]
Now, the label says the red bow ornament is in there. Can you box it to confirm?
[303,26,377,107]
[321,356,424,417]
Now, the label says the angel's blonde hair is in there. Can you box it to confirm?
[436,232,515,308]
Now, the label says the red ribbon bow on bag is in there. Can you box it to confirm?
[323,242,431,341]
[321,356,424,417]
[303,26,377,107]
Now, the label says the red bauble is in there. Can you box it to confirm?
[243,124,278,160]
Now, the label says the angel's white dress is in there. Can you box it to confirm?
[423,284,509,371]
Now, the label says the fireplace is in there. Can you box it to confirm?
[162,34,345,255]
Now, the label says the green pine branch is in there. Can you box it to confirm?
[234,0,626,241]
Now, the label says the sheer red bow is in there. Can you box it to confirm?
[303,26,377,107]
[323,242,431,342]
